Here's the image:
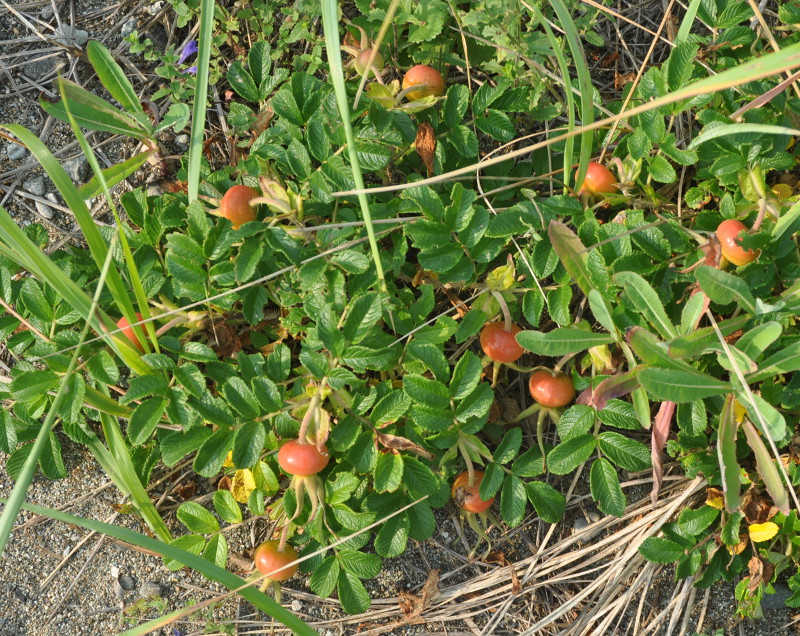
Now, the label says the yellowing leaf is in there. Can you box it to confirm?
[705,488,724,510]
[748,521,779,543]
[772,183,794,200]
[485,259,516,291]
[733,398,747,424]
[727,535,748,555]
[231,468,256,503]
[222,451,235,469]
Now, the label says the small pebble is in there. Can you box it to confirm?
[118,574,135,591]
[54,25,89,47]
[6,143,27,161]
[174,133,190,150]
[146,184,164,197]
[291,600,303,612]
[35,199,53,220]
[138,580,161,598]
[145,1,164,15]
[120,19,138,39]
[25,56,57,80]
[761,582,792,610]
[40,4,55,19]
[23,176,45,196]
[64,156,89,182]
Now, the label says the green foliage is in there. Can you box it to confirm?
[2,0,800,624]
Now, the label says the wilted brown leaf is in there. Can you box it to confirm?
[416,122,436,177]
[376,431,434,460]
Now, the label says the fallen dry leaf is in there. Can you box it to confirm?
[376,431,434,460]
[415,122,436,177]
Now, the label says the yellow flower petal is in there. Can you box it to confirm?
[748,521,779,543]
[231,468,256,504]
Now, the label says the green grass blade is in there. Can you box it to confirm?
[687,123,800,149]
[0,233,119,554]
[186,0,215,203]
[528,2,576,190]
[320,0,388,294]
[548,0,594,189]
[0,204,149,374]
[0,124,150,368]
[675,0,703,45]
[333,41,800,196]
[0,499,316,635]
[78,149,154,199]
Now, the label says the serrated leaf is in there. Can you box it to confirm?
[449,351,482,400]
[374,452,404,493]
[221,377,259,419]
[176,501,219,535]
[233,420,266,468]
[613,271,677,338]
[494,428,522,464]
[337,570,371,615]
[213,488,242,524]
[500,474,527,528]
[310,556,339,598]
[547,434,596,475]
[202,533,228,569]
[598,432,651,471]
[557,405,596,440]
[526,481,566,523]
[590,458,626,517]
[374,514,409,558]
[639,536,685,563]
[402,374,450,410]
[127,397,167,446]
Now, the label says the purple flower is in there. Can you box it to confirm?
[177,40,197,65]
[184,65,197,75]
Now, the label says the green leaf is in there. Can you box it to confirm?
[87,40,142,113]
[747,340,800,382]
[449,351,482,401]
[374,513,409,558]
[127,397,167,446]
[252,377,282,413]
[371,391,411,425]
[494,428,522,464]
[479,462,505,499]
[174,363,206,398]
[547,434,596,474]
[176,501,219,535]
[717,394,740,513]
[163,534,206,570]
[343,293,383,344]
[374,452,404,493]
[639,536,685,563]
[310,556,339,598]
[443,84,469,129]
[639,368,731,402]
[78,150,153,199]
[742,418,790,515]
[648,155,677,183]
[556,405,595,441]
[549,221,598,297]
[517,328,615,356]
[511,446,545,477]
[666,42,698,91]
[40,78,148,138]
[213,489,242,524]
[194,429,235,477]
[598,432,651,471]
[454,382,493,422]
[590,458,626,517]
[526,481,566,523]
[233,420,266,468]
[11,370,58,402]
[235,237,264,283]
[677,505,719,536]
[339,549,383,578]
[736,322,782,361]
[160,427,213,466]
[695,266,755,312]
[500,474,527,528]
[227,61,260,102]
[406,341,449,382]
[337,570,372,614]
[613,271,677,338]
[202,533,228,569]
[222,377,259,419]
[402,374,450,410]
[403,456,441,502]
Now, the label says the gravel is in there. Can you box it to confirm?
[5,143,27,162]
[22,176,45,196]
